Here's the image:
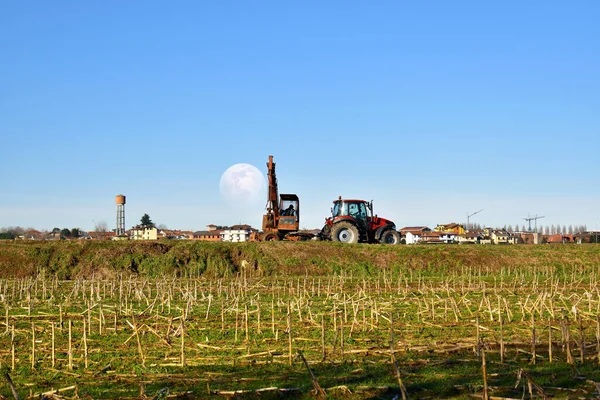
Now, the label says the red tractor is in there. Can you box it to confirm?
[320,196,401,244]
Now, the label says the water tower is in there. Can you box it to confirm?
[115,194,126,235]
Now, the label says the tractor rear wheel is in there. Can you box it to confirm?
[380,230,400,245]
[331,222,359,244]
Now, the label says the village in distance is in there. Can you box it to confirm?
[1,195,598,245]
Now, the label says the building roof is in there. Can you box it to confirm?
[547,234,574,243]
[228,224,257,231]
[87,231,116,239]
[131,225,157,231]
[437,223,462,229]
[464,232,481,238]
[399,226,430,232]
[194,231,222,236]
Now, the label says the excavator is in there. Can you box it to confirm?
[254,155,311,241]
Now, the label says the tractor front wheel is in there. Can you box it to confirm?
[331,222,359,244]
[380,230,401,245]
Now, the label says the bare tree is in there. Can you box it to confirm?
[568,225,573,234]
[94,221,108,232]
[1,226,26,236]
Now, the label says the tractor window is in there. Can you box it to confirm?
[333,202,349,217]
[358,202,368,218]
[340,202,349,216]
[348,202,367,220]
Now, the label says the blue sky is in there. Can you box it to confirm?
[1,1,598,232]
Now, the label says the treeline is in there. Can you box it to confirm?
[467,223,589,234]
[0,226,83,240]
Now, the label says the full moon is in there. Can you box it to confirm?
[220,163,267,209]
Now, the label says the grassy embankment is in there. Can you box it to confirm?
[0,241,600,399]
[1,239,598,279]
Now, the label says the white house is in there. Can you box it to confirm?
[221,228,252,242]
[437,232,457,243]
[406,231,457,244]
[405,231,423,244]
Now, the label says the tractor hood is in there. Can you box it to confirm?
[369,216,395,230]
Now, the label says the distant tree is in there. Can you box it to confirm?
[0,232,14,240]
[568,225,573,234]
[157,223,168,230]
[94,221,108,232]
[140,214,154,227]
[550,224,556,235]
[52,227,61,233]
[507,224,513,232]
[2,226,25,236]
[60,228,71,239]
[562,225,567,235]
[71,228,80,238]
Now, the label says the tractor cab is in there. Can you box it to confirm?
[332,199,371,222]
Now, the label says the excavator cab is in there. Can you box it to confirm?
[278,194,299,231]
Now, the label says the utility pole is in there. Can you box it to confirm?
[466,209,483,231]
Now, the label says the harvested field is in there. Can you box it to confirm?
[0,241,599,398]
